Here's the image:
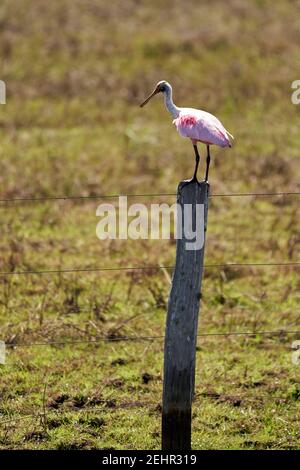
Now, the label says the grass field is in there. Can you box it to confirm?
[0,0,300,449]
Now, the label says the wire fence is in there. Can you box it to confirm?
[0,189,300,204]
[3,328,299,349]
[1,189,298,278]
[1,187,299,442]
[0,261,300,277]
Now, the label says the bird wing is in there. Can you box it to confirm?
[174,108,233,147]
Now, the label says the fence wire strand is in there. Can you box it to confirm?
[0,190,300,204]
[0,261,300,277]
[4,328,299,348]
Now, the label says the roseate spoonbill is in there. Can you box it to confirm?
[140,80,234,182]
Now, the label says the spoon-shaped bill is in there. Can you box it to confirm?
[140,88,159,107]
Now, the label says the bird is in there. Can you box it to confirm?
[140,80,234,183]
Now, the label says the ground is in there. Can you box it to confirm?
[0,0,299,450]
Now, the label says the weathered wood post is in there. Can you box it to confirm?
[162,180,209,450]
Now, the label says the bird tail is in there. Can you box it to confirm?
[226,130,234,147]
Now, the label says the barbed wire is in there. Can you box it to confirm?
[4,328,299,348]
[1,190,298,435]
[0,261,299,277]
[1,189,298,439]
[0,190,300,204]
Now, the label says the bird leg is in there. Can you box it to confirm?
[180,144,200,189]
[192,144,200,181]
[204,145,211,182]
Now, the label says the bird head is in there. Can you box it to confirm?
[140,80,170,107]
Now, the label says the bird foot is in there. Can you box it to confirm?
[179,177,210,192]
[199,176,210,184]
[180,176,199,189]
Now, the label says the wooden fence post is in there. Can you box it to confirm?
[162,180,209,451]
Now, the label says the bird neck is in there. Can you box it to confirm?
[164,86,180,118]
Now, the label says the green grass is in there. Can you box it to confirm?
[0,0,300,449]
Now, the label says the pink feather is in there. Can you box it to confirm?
[173,109,232,148]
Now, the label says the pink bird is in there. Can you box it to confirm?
[140,80,234,182]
